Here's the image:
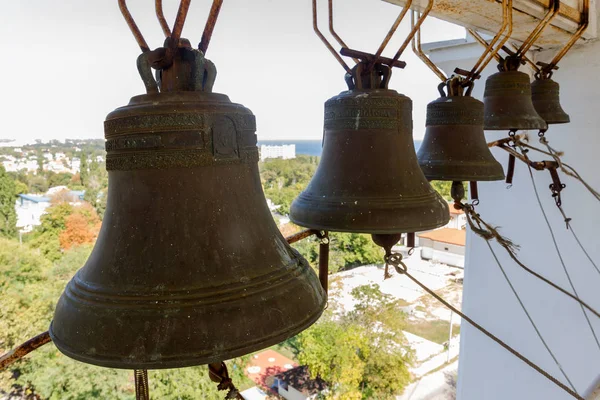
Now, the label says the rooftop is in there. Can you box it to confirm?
[418,228,466,247]
[274,365,327,396]
[245,349,297,387]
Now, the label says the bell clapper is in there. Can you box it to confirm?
[134,370,149,400]
[317,231,330,294]
[209,362,244,399]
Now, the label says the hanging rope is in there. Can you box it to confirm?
[457,202,600,320]
[482,238,577,391]
[506,134,600,202]
[384,254,584,400]
[526,164,600,351]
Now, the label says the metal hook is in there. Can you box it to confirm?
[372,0,414,67]
[313,0,351,73]
[155,0,172,37]
[516,0,560,57]
[391,0,434,65]
[411,9,447,82]
[467,0,513,82]
[539,0,589,76]
[118,0,151,52]
[170,0,192,47]
[328,0,358,64]
[199,0,224,54]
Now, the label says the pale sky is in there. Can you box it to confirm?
[0,0,464,142]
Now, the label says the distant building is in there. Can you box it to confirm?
[15,194,51,232]
[446,203,467,230]
[268,365,327,400]
[260,144,296,161]
[418,228,465,268]
[245,349,297,387]
[15,188,85,232]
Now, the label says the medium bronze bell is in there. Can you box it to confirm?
[531,77,570,124]
[418,80,504,182]
[483,59,547,131]
[290,63,449,234]
[50,40,326,369]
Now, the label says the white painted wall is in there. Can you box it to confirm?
[426,21,600,400]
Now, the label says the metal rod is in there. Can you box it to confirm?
[506,154,516,184]
[171,0,192,45]
[328,0,358,63]
[516,0,560,57]
[372,0,413,65]
[509,41,540,73]
[313,0,351,73]
[118,0,151,52]
[391,0,434,64]
[340,48,406,69]
[470,181,479,201]
[134,370,150,400]
[411,10,446,82]
[544,0,589,73]
[406,232,415,248]
[318,231,330,293]
[286,229,319,245]
[199,0,224,54]
[469,29,502,64]
[0,331,51,370]
[155,0,172,37]
[469,0,513,81]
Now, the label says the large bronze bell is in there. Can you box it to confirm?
[418,79,504,182]
[290,63,449,234]
[483,58,547,131]
[50,40,326,369]
[531,77,570,124]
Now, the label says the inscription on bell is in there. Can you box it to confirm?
[212,115,239,159]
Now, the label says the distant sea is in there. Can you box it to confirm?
[258,140,423,157]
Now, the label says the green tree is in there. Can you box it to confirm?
[29,203,75,261]
[0,165,17,237]
[0,239,251,399]
[295,285,413,399]
[430,180,467,202]
[294,232,383,274]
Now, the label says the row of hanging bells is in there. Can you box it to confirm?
[290,62,450,236]
[484,55,569,131]
[50,38,326,369]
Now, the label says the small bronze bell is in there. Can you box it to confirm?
[50,39,326,369]
[531,77,570,124]
[418,79,504,182]
[290,63,449,234]
[483,57,547,131]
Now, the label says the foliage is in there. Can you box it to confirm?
[294,232,383,274]
[29,203,100,261]
[0,238,251,400]
[81,156,108,218]
[58,205,101,250]
[430,181,467,202]
[0,165,17,238]
[403,319,461,345]
[260,155,319,215]
[295,285,413,399]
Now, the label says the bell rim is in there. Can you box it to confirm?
[418,160,505,182]
[48,298,325,369]
[290,192,450,234]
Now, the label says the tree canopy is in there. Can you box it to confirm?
[0,165,17,238]
[294,284,413,399]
